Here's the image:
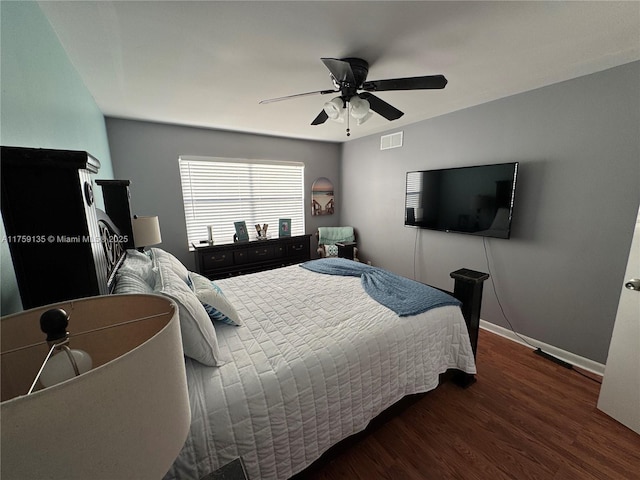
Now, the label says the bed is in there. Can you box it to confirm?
[1,151,480,479]
[113,248,478,480]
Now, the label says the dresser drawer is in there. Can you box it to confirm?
[234,249,251,264]
[248,245,275,262]
[286,241,309,256]
[202,251,233,270]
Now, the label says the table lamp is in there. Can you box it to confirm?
[132,215,162,251]
[1,294,190,479]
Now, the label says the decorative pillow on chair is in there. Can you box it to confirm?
[324,244,339,257]
[154,264,221,366]
[189,272,242,326]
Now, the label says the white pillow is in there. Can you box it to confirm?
[154,263,221,366]
[118,249,155,287]
[151,248,190,284]
[189,272,242,326]
[113,272,154,294]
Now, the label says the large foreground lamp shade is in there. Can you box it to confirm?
[132,215,162,249]
[1,294,191,480]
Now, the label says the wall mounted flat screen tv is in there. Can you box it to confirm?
[404,162,519,239]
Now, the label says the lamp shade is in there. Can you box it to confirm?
[132,215,162,248]
[1,294,190,480]
[323,96,344,121]
[349,96,370,119]
[356,110,373,125]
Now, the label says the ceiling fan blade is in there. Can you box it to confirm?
[311,110,329,125]
[321,58,356,85]
[362,75,447,92]
[259,89,336,104]
[359,92,404,121]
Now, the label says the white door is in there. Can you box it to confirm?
[597,206,640,434]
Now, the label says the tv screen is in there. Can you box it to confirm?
[404,162,518,239]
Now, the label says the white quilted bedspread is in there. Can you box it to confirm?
[165,264,476,480]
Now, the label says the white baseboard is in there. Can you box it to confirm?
[479,320,605,377]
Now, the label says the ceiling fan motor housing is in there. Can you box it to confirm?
[341,58,369,93]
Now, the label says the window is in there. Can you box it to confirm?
[179,156,305,247]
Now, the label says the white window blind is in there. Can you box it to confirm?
[179,156,305,247]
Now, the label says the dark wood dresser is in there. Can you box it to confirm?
[194,234,311,280]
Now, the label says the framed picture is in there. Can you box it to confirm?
[234,221,249,242]
[279,218,291,237]
[311,177,334,216]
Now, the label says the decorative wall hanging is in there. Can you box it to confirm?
[311,177,334,216]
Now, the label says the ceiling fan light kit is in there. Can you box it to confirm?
[323,97,344,120]
[349,96,370,119]
[260,57,447,137]
[356,110,373,126]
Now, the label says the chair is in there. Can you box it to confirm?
[316,226,359,261]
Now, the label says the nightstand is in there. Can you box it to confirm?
[201,458,249,480]
[336,241,357,260]
[449,268,489,359]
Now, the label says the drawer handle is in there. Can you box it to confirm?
[210,254,226,261]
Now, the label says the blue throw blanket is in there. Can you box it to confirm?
[300,258,461,317]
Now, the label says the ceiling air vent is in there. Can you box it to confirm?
[380,131,403,150]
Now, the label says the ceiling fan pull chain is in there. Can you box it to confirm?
[346,100,351,137]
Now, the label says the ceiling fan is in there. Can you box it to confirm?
[259,57,447,136]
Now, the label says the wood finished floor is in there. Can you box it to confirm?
[298,329,640,480]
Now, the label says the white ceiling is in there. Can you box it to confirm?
[38,1,640,143]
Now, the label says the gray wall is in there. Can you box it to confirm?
[106,119,341,269]
[341,62,640,364]
[0,2,114,315]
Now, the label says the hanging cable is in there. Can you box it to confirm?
[482,236,535,348]
[482,236,601,384]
